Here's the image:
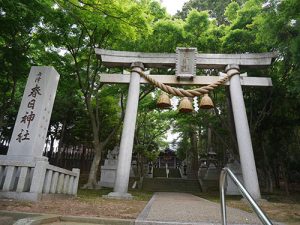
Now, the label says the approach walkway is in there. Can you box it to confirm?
[136,192,270,225]
[0,192,284,225]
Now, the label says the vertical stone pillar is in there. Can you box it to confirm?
[108,62,143,199]
[30,160,47,194]
[2,166,16,191]
[226,64,261,199]
[63,175,70,194]
[50,172,59,193]
[72,168,80,195]
[6,66,60,160]
[56,173,65,194]
[68,176,75,194]
[42,170,53,194]
[16,167,29,192]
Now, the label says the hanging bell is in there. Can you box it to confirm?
[157,92,171,109]
[178,97,193,113]
[199,94,214,109]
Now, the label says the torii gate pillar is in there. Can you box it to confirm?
[107,62,144,199]
[226,64,261,199]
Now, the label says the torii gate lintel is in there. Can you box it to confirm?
[95,48,277,69]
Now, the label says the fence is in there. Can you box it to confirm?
[44,146,94,172]
[0,159,80,201]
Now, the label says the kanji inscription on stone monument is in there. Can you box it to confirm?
[7,66,60,158]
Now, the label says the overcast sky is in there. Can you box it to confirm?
[161,0,189,15]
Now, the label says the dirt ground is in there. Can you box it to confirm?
[227,198,300,225]
[0,197,147,219]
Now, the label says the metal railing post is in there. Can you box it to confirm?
[220,170,227,225]
[220,167,273,225]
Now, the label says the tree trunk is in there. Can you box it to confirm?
[261,135,273,193]
[82,98,121,189]
[189,125,198,175]
[138,153,144,190]
[82,99,103,189]
[272,160,280,189]
[281,162,290,195]
[137,152,142,178]
[83,143,104,189]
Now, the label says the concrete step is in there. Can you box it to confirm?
[143,178,201,193]
[199,178,219,192]
[168,168,181,178]
[153,168,182,178]
[153,168,166,177]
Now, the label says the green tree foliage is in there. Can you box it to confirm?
[148,0,168,21]
[0,0,46,132]
[254,0,300,95]
[222,29,258,52]
[176,0,246,24]
[222,0,265,53]
[184,10,224,52]
[40,0,154,188]
[125,18,185,53]
[224,2,240,23]
[251,0,300,192]
[149,19,185,52]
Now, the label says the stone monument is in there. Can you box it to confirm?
[99,146,120,188]
[198,159,208,178]
[6,67,59,160]
[225,160,244,195]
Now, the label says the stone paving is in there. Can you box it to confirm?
[135,192,271,225]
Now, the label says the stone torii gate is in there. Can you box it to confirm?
[95,48,276,200]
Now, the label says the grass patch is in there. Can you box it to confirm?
[77,187,113,199]
[77,188,153,201]
[129,189,153,201]
[262,191,300,204]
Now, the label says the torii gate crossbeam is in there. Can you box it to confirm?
[96,48,276,200]
[95,48,276,69]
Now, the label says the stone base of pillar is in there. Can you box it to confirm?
[104,192,133,200]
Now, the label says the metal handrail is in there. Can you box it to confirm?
[220,167,273,225]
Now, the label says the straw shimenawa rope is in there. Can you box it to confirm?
[131,68,240,97]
